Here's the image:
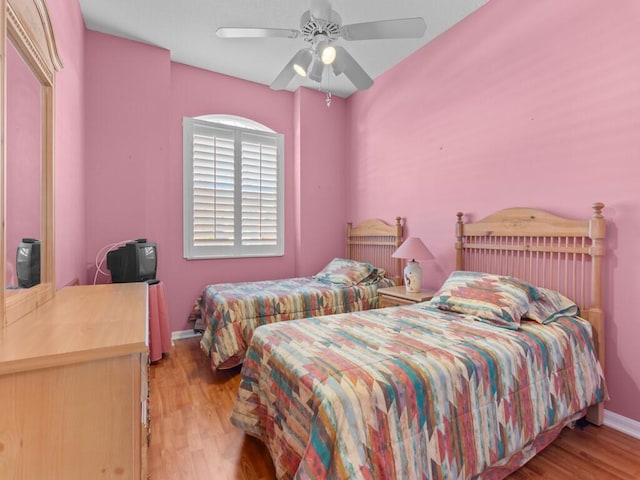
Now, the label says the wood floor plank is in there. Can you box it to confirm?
[149,337,640,479]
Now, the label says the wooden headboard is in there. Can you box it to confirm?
[347,217,403,285]
[455,203,606,425]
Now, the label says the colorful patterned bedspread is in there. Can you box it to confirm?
[231,304,605,480]
[192,276,395,369]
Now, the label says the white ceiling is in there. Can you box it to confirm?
[79,0,488,98]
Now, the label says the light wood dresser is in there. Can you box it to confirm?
[0,283,149,480]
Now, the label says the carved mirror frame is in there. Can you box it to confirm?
[1,0,61,326]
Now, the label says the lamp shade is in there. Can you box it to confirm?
[392,237,433,293]
[392,237,433,261]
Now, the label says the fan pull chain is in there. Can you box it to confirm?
[324,65,332,107]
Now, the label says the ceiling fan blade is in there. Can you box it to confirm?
[270,49,306,90]
[216,27,300,39]
[341,17,426,41]
[309,0,332,20]
[332,46,373,90]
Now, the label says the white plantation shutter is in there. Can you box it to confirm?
[192,124,235,247]
[241,133,279,247]
[184,116,284,259]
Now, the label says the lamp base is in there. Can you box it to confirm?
[403,260,422,293]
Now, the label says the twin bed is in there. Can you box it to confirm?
[190,217,404,370]
[228,203,607,479]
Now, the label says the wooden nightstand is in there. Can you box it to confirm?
[378,285,435,308]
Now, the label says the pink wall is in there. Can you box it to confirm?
[84,32,171,286]
[4,0,86,288]
[347,0,640,421]
[166,61,297,331]
[47,0,87,287]
[294,88,349,276]
[5,41,41,286]
[45,0,638,423]
[83,32,348,335]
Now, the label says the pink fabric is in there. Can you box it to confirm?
[148,281,171,362]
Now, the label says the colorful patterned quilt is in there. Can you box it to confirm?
[231,303,605,480]
[191,276,395,369]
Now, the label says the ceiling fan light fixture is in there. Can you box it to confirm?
[315,35,336,65]
[321,44,336,64]
[308,58,325,82]
[293,63,307,77]
[219,4,427,95]
[292,49,313,77]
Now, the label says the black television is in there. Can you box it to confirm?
[16,238,41,288]
[106,239,158,283]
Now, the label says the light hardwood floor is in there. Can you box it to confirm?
[149,337,640,480]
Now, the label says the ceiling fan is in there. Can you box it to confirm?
[216,0,427,92]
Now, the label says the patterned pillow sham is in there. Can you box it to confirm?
[524,287,579,324]
[314,258,374,286]
[429,271,538,330]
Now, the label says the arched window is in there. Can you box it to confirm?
[183,115,284,259]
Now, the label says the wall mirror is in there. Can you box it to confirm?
[1,0,61,326]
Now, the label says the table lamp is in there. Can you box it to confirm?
[392,237,434,293]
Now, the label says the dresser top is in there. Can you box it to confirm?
[0,283,148,375]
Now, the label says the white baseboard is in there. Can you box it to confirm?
[171,329,201,341]
[604,409,640,439]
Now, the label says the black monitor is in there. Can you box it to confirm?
[16,238,41,288]
[106,239,157,283]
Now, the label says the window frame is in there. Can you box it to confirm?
[183,114,284,260]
